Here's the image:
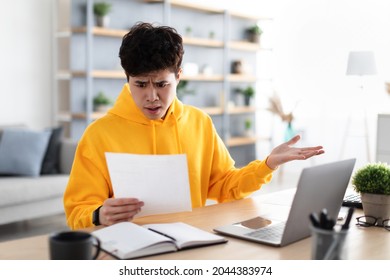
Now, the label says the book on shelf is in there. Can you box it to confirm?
[92,222,228,259]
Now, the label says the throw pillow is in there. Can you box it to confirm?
[41,126,64,174]
[0,129,52,177]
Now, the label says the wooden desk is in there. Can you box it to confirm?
[0,189,388,260]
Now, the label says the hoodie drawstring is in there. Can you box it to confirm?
[152,122,157,154]
[150,112,182,155]
[172,114,183,154]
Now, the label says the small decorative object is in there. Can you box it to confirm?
[185,26,192,37]
[201,64,213,76]
[176,80,195,101]
[244,119,253,137]
[268,93,294,123]
[93,91,112,112]
[385,82,390,96]
[93,2,112,28]
[246,24,263,43]
[236,86,255,106]
[183,62,199,76]
[352,162,390,225]
[284,122,296,142]
[268,93,297,140]
[231,60,243,74]
[208,31,215,39]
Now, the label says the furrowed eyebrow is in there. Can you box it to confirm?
[153,80,169,85]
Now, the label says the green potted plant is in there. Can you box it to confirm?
[236,86,255,106]
[93,91,112,112]
[185,26,192,37]
[352,162,390,225]
[176,80,195,102]
[244,119,253,137]
[93,2,112,28]
[246,24,263,43]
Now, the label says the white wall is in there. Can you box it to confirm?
[0,0,52,129]
[270,0,390,171]
[2,0,390,170]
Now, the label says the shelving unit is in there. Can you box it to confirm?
[52,0,273,165]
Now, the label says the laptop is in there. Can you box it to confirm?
[213,158,356,247]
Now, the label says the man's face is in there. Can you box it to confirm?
[129,69,181,120]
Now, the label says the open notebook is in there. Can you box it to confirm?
[92,222,227,259]
[214,158,356,247]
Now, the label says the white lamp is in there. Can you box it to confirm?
[341,51,377,162]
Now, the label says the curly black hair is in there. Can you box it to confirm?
[119,22,184,80]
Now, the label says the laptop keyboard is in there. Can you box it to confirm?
[244,222,285,242]
[342,193,362,209]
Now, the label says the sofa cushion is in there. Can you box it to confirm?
[0,175,69,208]
[41,126,64,175]
[0,129,51,176]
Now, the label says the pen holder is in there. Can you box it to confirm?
[310,225,348,260]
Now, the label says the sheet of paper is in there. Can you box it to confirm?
[105,153,192,217]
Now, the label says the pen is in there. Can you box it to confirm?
[309,212,320,228]
[319,208,328,229]
[341,207,355,230]
[320,208,334,229]
[148,228,177,241]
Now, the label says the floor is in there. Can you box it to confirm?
[0,170,300,243]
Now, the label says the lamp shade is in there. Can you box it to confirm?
[346,51,377,75]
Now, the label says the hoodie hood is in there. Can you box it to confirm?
[109,83,184,125]
[108,83,184,154]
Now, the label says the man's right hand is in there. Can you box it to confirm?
[99,197,144,226]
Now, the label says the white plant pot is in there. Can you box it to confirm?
[96,16,110,28]
[95,105,111,112]
[361,193,390,224]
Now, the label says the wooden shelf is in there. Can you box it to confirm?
[72,112,106,120]
[227,106,257,114]
[183,36,224,48]
[181,74,224,82]
[57,111,72,122]
[72,26,127,37]
[229,41,261,51]
[71,27,263,52]
[227,74,257,82]
[145,0,224,14]
[227,136,257,147]
[229,11,272,21]
[72,70,125,79]
[227,136,272,147]
[68,72,255,83]
[201,107,223,115]
[72,71,224,81]
[70,106,222,120]
[56,71,72,80]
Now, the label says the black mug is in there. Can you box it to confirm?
[49,231,101,260]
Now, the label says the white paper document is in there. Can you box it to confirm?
[105,153,192,217]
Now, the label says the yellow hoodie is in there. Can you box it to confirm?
[64,84,274,229]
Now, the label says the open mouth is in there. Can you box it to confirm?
[145,106,162,114]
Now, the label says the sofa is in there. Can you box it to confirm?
[0,126,77,226]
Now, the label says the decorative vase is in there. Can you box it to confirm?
[361,193,390,224]
[248,33,260,43]
[96,15,109,28]
[244,95,251,106]
[95,104,111,112]
[284,122,296,141]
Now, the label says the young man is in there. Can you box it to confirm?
[64,22,324,230]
